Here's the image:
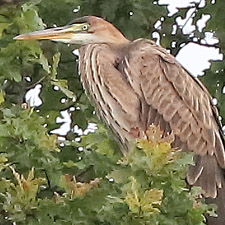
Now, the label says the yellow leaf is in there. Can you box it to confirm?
[10,167,46,200]
[0,90,5,104]
[125,192,140,213]
[60,174,100,198]
[136,125,180,173]
[141,189,163,214]
[0,154,8,171]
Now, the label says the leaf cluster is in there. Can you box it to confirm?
[0,124,214,225]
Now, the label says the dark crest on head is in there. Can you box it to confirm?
[69,16,90,25]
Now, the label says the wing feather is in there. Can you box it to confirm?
[125,39,225,197]
[79,40,225,198]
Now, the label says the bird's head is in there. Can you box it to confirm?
[14,16,129,45]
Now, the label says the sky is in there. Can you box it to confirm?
[157,0,223,77]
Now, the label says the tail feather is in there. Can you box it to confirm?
[187,154,222,198]
[187,154,225,224]
[206,184,225,225]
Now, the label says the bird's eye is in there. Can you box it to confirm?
[82,24,89,31]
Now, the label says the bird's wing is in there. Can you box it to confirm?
[124,39,225,197]
[79,44,142,151]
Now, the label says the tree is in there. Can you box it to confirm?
[0,0,223,224]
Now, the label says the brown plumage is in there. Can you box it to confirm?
[79,36,225,198]
[14,16,225,224]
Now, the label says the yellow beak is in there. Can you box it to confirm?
[14,24,84,43]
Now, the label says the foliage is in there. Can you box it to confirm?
[0,0,224,224]
[0,125,214,225]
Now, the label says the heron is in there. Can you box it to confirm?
[14,16,225,224]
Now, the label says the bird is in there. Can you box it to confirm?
[14,16,225,224]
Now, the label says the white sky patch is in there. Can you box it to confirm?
[83,123,98,135]
[176,42,223,76]
[73,5,80,13]
[201,32,219,45]
[171,41,177,48]
[53,85,60,91]
[196,14,211,32]
[176,8,196,34]
[60,98,66,104]
[73,49,79,56]
[73,124,83,136]
[154,20,162,30]
[158,0,205,16]
[211,98,218,106]
[152,31,161,45]
[171,24,178,35]
[222,86,225,94]
[25,84,42,107]
[73,123,98,136]
[51,110,72,136]
[24,76,32,82]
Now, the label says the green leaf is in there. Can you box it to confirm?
[0,23,9,38]
[50,52,61,79]
[51,79,76,100]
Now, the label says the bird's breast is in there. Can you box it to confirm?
[78,44,142,152]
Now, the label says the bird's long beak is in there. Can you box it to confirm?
[14,24,84,43]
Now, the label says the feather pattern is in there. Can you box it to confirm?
[79,38,225,199]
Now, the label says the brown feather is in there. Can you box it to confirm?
[79,38,225,200]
